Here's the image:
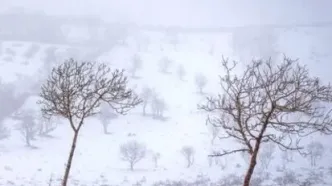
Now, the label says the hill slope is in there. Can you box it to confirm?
[0,29,331,186]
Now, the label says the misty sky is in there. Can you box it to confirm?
[1,0,332,26]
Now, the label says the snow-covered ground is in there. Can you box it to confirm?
[0,28,331,186]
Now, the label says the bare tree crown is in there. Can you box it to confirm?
[199,57,332,156]
[120,140,146,171]
[38,58,142,131]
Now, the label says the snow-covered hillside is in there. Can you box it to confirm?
[0,28,331,186]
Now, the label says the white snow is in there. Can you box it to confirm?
[0,28,331,186]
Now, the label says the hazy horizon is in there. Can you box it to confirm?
[1,0,332,27]
[0,1,332,186]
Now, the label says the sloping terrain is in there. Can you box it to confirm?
[0,29,331,186]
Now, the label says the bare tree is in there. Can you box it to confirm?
[298,168,326,186]
[130,54,143,78]
[209,44,215,56]
[0,121,10,140]
[278,150,294,171]
[0,79,30,121]
[198,57,332,186]
[165,30,179,50]
[65,48,81,60]
[176,64,186,81]
[273,170,298,186]
[0,41,2,56]
[6,48,16,56]
[208,124,220,145]
[208,150,228,170]
[195,73,207,94]
[152,152,161,169]
[3,56,13,63]
[120,140,146,171]
[38,58,141,186]
[306,141,325,167]
[13,109,39,147]
[98,102,118,134]
[232,28,279,64]
[37,114,58,137]
[258,143,275,170]
[151,95,167,119]
[241,151,250,165]
[0,80,29,140]
[218,174,243,186]
[24,44,40,59]
[140,87,153,116]
[181,145,195,168]
[43,46,58,75]
[282,150,294,163]
[159,57,172,74]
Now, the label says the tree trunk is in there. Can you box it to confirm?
[187,157,192,168]
[243,139,263,186]
[208,157,212,167]
[62,131,79,186]
[312,156,316,167]
[243,151,258,186]
[130,162,134,171]
[143,103,146,116]
[25,134,30,146]
[154,160,158,169]
[39,123,44,135]
[102,122,108,134]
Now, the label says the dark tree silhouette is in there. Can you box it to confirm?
[38,58,142,186]
[199,56,332,186]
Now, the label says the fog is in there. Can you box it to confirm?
[2,0,332,26]
[0,1,332,186]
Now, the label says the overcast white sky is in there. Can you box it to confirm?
[1,0,331,26]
